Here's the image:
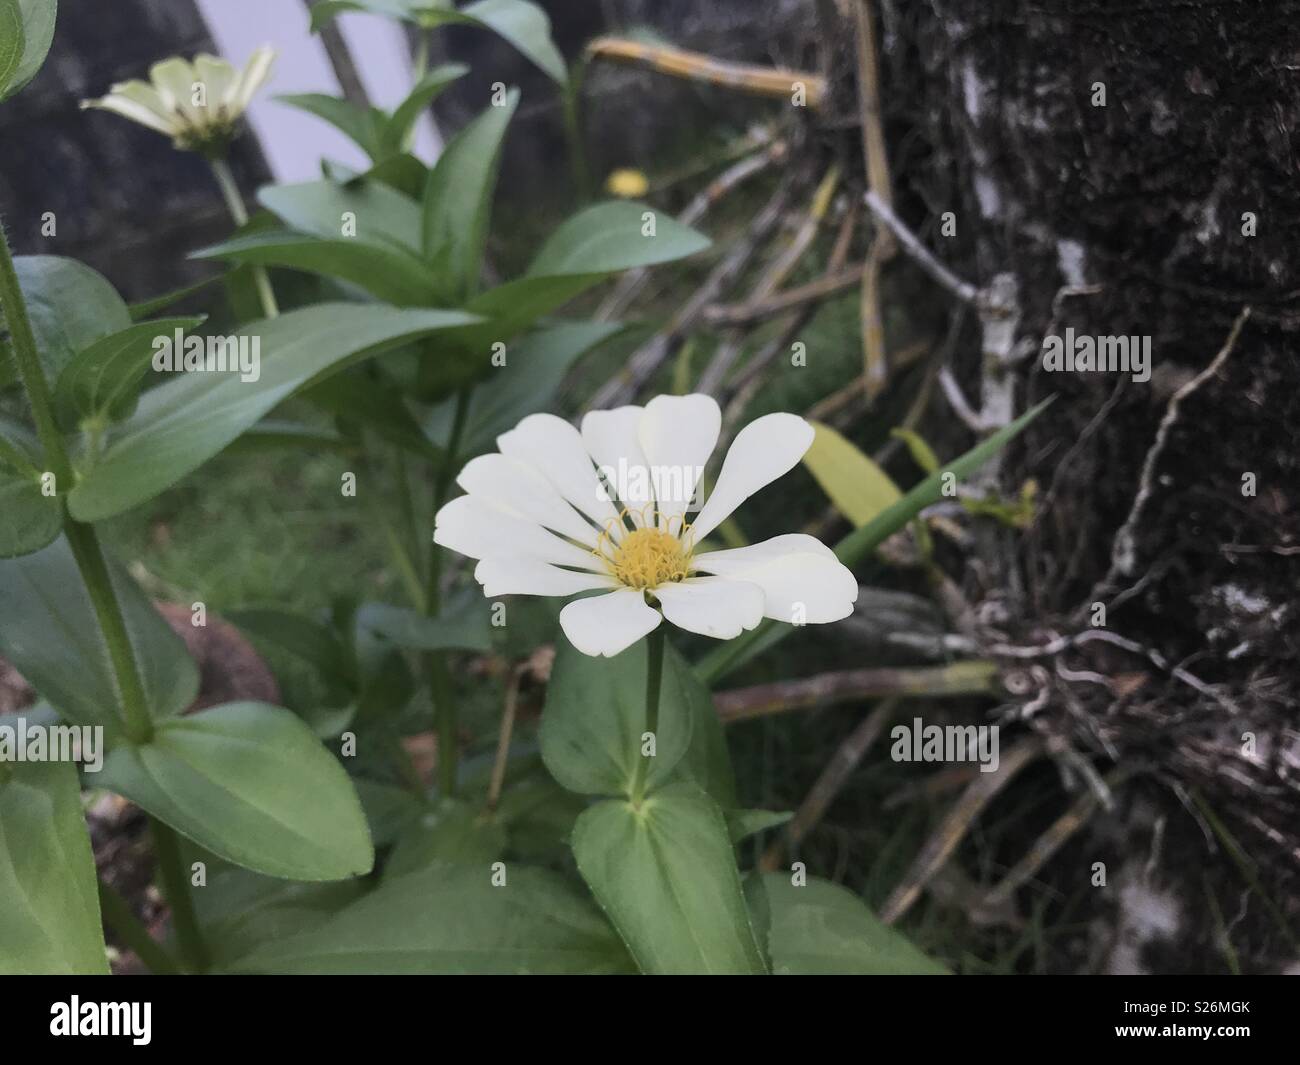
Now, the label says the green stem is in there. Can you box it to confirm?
[64,521,153,742]
[562,58,592,201]
[209,157,279,320]
[0,222,70,483]
[427,389,471,797]
[151,821,209,972]
[97,879,181,975]
[631,626,666,804]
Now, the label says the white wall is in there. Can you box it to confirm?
[192,0,442,181]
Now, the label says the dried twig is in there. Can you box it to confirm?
[713,661,998,725]
[704,267,864,328]
[880,736,1044,924]
[697,166,841,395]
[759,697,902,872]
[586,37,827,108]
[1092,306,1252,596]
[863,191,978,304]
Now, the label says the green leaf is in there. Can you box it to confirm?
[228,607,354,689]
[411,204,708,401]
[306,369,442,459]
[803,419,902,527]
[891,427,941,474]
[424,320,622,456]
[539,637,694,798]
[0,538,199,734]
[67,303,480,522]
[572,783,767,974]
[424,0,567,85]
[697,398,1054,683]
[0,0,57,103]
[748,873,948,975]
[277,93,386,158]
[193,230,438,306]
[0,760,108,974]
[385,798,506,878]
[229,861,634,973]
[527,200,711,278]
[194,866,364,970]
[728,808,791,844]
[128,273,225,321]
[354,600,492,653]
[379,63,466,157]
[54,316,204,426]
[6,256,131,386]
[0,458,59,558]
[308,0,423,34]
[260,177,423,252]
[100,701,374,881]
[422,90,518,302]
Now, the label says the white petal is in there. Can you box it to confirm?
[149,57,203,126]
[434,496,603,572]
[473,557,616,598]
[232,45,275,112]
[693,541,858,624]
[693,533,838,570]
[690,413,814,542]
[457,453,600,547]
[81,92,178,136]
[193,54,237,123]
[560,589,662,657]
[636,394,718,532]
[497,413,623,534]
[581,405,652,526]
[654,576,764,641]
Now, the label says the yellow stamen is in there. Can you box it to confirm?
[600,525,692,591]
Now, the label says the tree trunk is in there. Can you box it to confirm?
[873,0,1299,971]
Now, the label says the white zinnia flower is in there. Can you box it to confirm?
[81,46,275,155]
[434,394,859,657]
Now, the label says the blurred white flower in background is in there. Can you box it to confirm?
[81,46,275,156]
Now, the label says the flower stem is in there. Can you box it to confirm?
[97,878,181,975]
[209,157,279,320]
[151,821,209,972]
[631,627,666,804]
[427,389,471,797]
[485,665,523,813]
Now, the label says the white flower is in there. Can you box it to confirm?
[434,394,859,657]
[81,46,275,154]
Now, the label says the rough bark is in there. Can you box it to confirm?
[873,0,1300,971]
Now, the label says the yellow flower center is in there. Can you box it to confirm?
[607,526,691,590]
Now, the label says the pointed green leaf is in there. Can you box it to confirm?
[424,0,567,85]
[803,419,902,527]
[54,316,204,426]
[539,637,694,798]
[0,538,199,733]
[379,62,466,157]
[422,89,518,302]
[277,92,386,158]
[0,760,108,974]
[100,701,374,881]
[68,304,480,522]
[3,256,131,386]
[0,0,57,103]
[229,862,634,974]
[260,177,423,251]
[194,230,438,306]
[748,873,948,975]
[572,783,766,974]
